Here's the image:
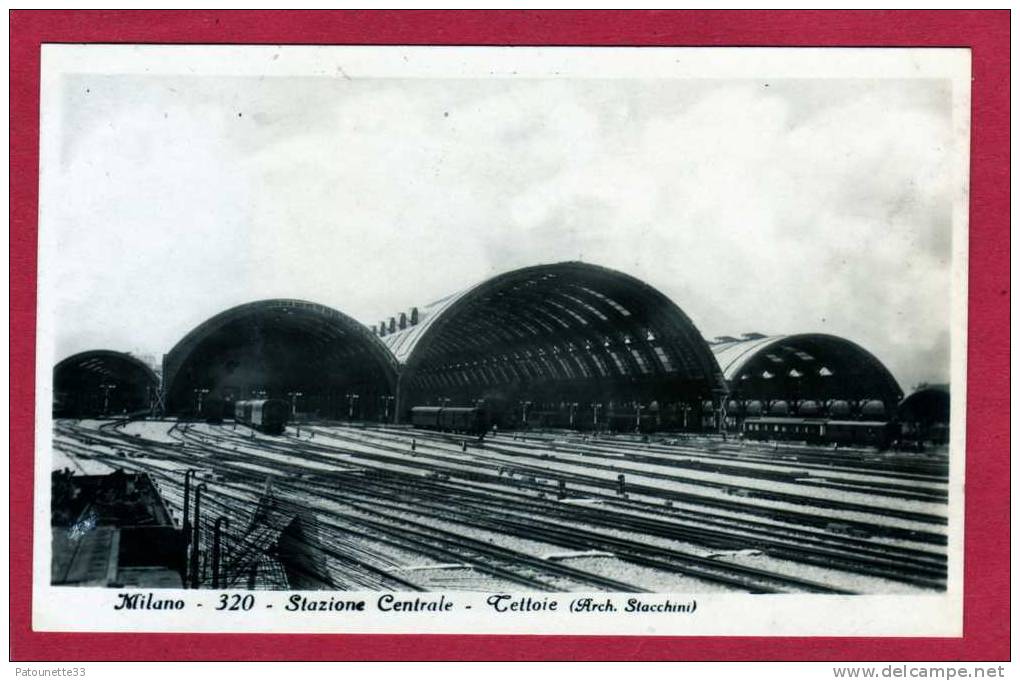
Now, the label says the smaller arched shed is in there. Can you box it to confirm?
[898,384,950,444]
[710,333,903,424]
[54,350,159,417]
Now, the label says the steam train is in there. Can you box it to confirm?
[235,399,290,435]
[410,406,489,435]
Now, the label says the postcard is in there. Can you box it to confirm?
[33,43,970,638]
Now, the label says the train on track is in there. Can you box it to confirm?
[235,398,290,435]
[409,402,901,448]
[742,417,896,448]
[411,406,489,435]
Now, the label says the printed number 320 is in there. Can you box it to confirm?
[216,594,255,611]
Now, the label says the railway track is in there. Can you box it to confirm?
[390,425,949,493]
[163,427,767,591]
[53,427,422,591]
[302,426,949,544]
[418,431,949,505]
[182,423,950,575]
[391,424,949,481]
[537,430,950,479]
[59,421,949,548]
[276,481,651,593]
[279,475,853,594]
[335,472,947,590]
[193,423,946,588]
[490,436,948,500]
[55,423,651,592]
[53,419,948,593]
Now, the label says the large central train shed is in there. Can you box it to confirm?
[379,262,727,430]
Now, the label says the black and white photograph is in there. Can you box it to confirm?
[34,45,969,636]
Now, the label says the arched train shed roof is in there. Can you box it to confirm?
[53,350,159,416]
[55,349,159,388]
[710,333,903,402]
[898,384,950,423]
[384,262,725,393]
[162,299,400,410]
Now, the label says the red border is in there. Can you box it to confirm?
[10,10,1009,661]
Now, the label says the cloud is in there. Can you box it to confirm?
[45,74,957,390]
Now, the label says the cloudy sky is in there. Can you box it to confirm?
[42,53,963,391]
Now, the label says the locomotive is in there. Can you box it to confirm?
[410,406,489,435]
[235,399,290,435]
